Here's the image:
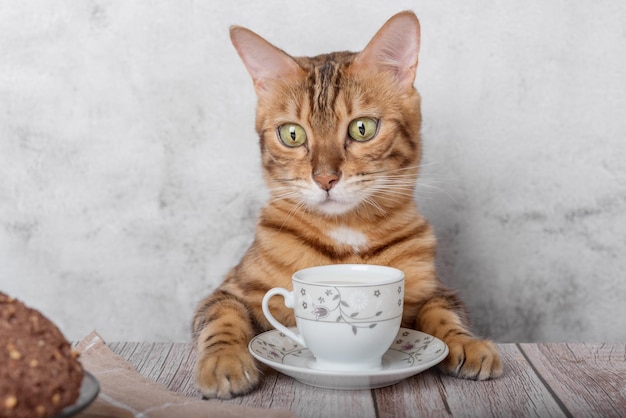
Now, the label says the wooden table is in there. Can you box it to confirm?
[106,341,625,417]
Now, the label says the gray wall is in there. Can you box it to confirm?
[2,1,625,342]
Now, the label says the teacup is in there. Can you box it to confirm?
[262,264,404,371]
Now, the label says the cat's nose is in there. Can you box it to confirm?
[313,172,341,191]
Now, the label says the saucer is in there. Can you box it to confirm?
[248,327,448,390]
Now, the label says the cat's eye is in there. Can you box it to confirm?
[277,123,307,147]
[348,118,378,142]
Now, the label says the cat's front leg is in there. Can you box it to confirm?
[192,290,260,399]
[415,288,503,380]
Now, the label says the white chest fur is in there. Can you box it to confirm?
[327,226,368,252]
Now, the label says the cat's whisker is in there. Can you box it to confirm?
[358,176,416,184]
[360,195,389,218]
[266,186,308,230]
[369,182,415,192]
[360,162,440,177]
[375,188,416,198]
[416,183,458,203]
[360,169,457,203]
[267,192,295,203]
[374,187,416,193]
[268,188,297,198]
[267,194,302,210]
[364,182,409,189]
[359,164,423,177]
[280,201,306,230]
[372,192,416,203]
[368,182,413,189]
[267,180,301,187]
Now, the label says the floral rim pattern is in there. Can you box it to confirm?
[250,327,446,369]
[296,284,403,335]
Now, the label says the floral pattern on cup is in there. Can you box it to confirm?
[295,283,403,335]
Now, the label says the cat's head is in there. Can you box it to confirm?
[231,11,422,217]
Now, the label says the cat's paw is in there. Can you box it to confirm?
[439,337,503,380]
[195,349,260,399]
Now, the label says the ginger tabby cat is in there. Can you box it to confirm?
[193,11,503,399]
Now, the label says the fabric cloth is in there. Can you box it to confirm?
[74,332,294,418]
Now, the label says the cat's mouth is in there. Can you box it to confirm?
[296,178,365,216]
[311,189,360,216]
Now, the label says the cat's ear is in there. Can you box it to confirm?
[230,26,303,96]
[353,11,421,90]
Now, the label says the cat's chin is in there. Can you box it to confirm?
[311,199,360,217]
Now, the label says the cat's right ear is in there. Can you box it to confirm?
[230,26,303,96]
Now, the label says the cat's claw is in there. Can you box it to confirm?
[196,350,260,399]
[439,338,503,380]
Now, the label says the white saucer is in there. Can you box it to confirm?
[248,327,448,390]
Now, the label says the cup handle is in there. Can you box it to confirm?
[262,287,307,347]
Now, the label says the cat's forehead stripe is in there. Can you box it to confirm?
[308,60,342,130]
[314,62,340,111]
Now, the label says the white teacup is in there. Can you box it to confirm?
[262,264,404,371]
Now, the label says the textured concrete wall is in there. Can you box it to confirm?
[1,1,625,342]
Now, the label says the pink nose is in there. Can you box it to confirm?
[313,173,340,191]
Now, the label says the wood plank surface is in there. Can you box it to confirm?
[519,343,626,417]
[439,344,566,418]
[159,343,201,397]
[374,370,451,417]
[107,342,625,418]
[206,369,378,418]
[374,344,565,418]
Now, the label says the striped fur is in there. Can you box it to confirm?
[193,11,502,399]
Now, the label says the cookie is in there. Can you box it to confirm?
[0,292,83,418]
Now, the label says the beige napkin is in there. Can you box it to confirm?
[74,332,294,418]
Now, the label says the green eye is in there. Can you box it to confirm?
[278,123,307,147]
[348,117,378,142]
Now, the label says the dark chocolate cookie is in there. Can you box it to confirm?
[1,292,83,418]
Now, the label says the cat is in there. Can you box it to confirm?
[192,11,503,399]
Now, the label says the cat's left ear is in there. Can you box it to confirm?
[230,26,303,96]
[353,11,421,90]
